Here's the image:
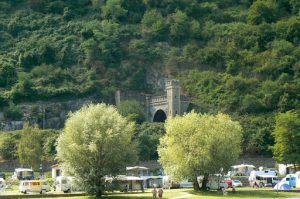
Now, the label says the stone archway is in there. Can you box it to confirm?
[153,109,167,122]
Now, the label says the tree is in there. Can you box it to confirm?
[158,112,242,190]
[136,122,165,161]
[141,9,166,41]
[101,0,127,21]
[0,60,17,88]
[272,111,300,165]
[247,0,278,25]
[0,132,19,160]
[168,10,190,43]
[56,103,137,198]
[117,100,145,124]
[18,123,42,170]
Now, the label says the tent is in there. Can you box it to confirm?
[273,182,291,191]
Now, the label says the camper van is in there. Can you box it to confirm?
[55,176,75,193]
[249,170,278,187]
[12,168,34,180]
[19,180,50,194]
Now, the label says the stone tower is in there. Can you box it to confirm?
[166,79,181,118]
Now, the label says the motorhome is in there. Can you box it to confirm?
[19,180,50,194]
[229,164,256,176]
[249,170,278,187]
[12,168,34,180]
[55,176,76,193]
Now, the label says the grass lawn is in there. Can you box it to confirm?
[7,187,299,199]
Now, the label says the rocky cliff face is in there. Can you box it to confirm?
[0,98,94,131]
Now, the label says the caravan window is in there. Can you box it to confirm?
[31,181,40,186]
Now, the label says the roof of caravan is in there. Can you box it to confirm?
[232,164,256,168]
[15,168,33,172]
[126,166,149,171]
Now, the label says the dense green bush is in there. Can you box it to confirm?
[4,102,23,120]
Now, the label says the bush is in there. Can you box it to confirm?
[4,102,23,120]
[0,133,19,160]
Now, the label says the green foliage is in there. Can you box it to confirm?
[0,132,19,160]
[272,111,300,164]
[18,123,43,170]
[248,0,279,25]
[168,10,190,43]
[0,59,17,88]
[101,0,127,21]
[141,9,166,41]
[4,102,23,120]
[41,129,60,160]
[158,112,242,190]
[56,103,137,198]
[117,100,145,124]
[135,122,165,161]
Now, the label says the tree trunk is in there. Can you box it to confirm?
[200,173,209,191]
[193,175,200,191]
[95,185,102,199]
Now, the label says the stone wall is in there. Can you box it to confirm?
[0,98,94,131]
[0,160,56,172]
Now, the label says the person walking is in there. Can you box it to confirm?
[152,187,157,198]
[158,188,163,199]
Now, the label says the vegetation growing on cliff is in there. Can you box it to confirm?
[0,0,299,156]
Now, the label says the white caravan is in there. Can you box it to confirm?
[19,180,50,194]
[249,170,278,187]
[55,176,74,193]
[12,168,34,180]
[55,176,82,193]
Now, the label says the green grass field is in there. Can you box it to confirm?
[2,187,299,199]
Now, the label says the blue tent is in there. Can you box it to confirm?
[281,184,291,190]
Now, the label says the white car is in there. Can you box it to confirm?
[233,180,243,187]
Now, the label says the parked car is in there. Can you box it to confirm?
[224,177,233,187]
[233,180,243,187]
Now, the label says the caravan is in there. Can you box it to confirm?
[12,168,34,180]
[249,170,278,187]
[55,176,78,193]
[19,180,50,194]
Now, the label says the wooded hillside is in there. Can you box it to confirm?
[0,0,299,155]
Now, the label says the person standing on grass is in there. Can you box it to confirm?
[158,188,163,199]
[152,187,157,198]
